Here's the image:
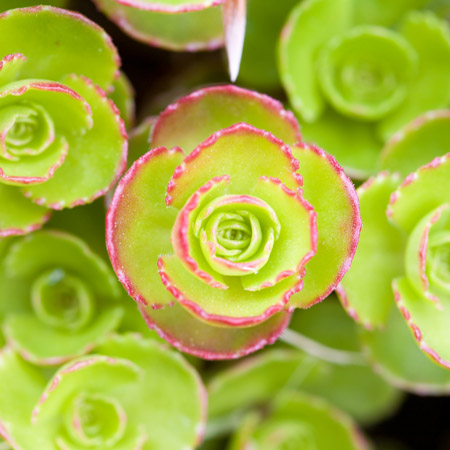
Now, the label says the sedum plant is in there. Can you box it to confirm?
[0,6,127,237]
[338,115,450,384]
[227,392,368,450]
[0,334,206,449]
[106,85,361,359]
[0,230,124,365]
[279,0,450,178]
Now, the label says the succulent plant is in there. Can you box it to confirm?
[0,6,127,237]
[106,85,361,359]
[0,230,125,365]
[227,392,368,450]
[0,334,206,449]
[279,0,450,178]
[338,120,450,384]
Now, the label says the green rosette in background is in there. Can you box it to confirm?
[0,334,206,449]
[0,7,128,236]
[279,0,450,178]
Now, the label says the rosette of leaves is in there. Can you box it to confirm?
[106,85,361,359]
[0,334,206,449]
[92,0,227,51]
[338,140,450,387]
[227,392,368,450]
[0,230,124,365]
[0,6,127,237]
[279,0,450,178]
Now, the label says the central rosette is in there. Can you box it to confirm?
[193,194,281,276]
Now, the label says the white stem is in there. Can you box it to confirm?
[280,328,365,366]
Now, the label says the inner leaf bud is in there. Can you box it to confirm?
[31,268,94,331]
[64,393,127,448]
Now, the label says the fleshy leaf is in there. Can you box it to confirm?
[93,0,224,51]
[0,6,119,90]
[278,0,352,122]
[387,154,450,233]
[23,75,127,209]
[4,308,123,365]
[0,349,50,449]
[107,147,184,308]
[158,254,301,326]
[1,0,69,10]
[404,205,449,304]
[0,53,26,87]
[337,173,405,328]
[361,305,450,394]
[0,183,49,236]
[241,176,316,291]
[151,85,301,153]
[234,392,368,450]
[140,301,291,359]
[288,144,361,308]
[299,107,382,179]
[377,11,450,140]
[393,276,450,369]
[166,123,301,209]
[0,136,68,186]
[380,110,450,177]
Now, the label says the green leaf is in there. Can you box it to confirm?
[393,276,450,369]
[288,144,361,308]
[0,6,119,89]
[0,136,68,186]
[278,0,352,122]
[241,176,315,291]
[235,392,367,450]
[0,183,49,237]
[159,254,300,325]
[96,334,206,450]
[387,154,450,233]
[151,85,301,154]
[166,123,301,210]
[361,304,450,393]
[0,53,26,87]
[380,110,450,178]
[0,349,51,450]
[299,107,382,179]
[94,0,224,51]
[140,301,291,359]
[23,75,127,208]
[1,0,69,10]
[377,11,450,140]
[338,173,405,328]
[353,0,431,26]
[4,308,123,365]
[107,147,183,308]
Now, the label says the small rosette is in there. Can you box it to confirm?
[107,85,360,359]
[0,7,127,236]
[0,230,123,365]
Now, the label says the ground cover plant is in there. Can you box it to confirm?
[0,1,449,449]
